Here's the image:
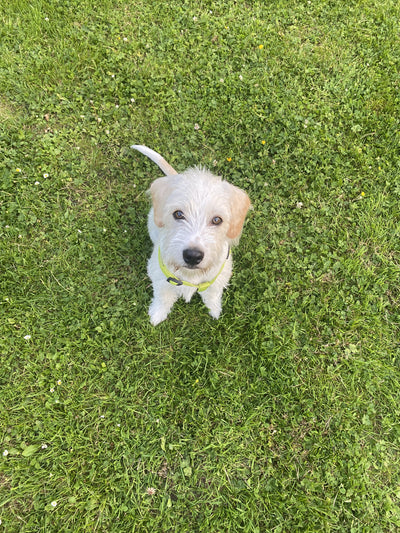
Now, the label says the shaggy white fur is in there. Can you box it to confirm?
[131,146,250,325]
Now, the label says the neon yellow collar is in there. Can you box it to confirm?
[158,247,230,292]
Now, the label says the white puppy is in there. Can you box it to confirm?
[131,145,251,326]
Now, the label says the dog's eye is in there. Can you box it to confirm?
[173,210,185,220]
[211,216,223,225]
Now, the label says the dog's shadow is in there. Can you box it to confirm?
[111,192,152,314]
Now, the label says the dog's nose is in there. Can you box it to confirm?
[183,248,204,266]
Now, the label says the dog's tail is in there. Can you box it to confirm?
[131,145,178,176]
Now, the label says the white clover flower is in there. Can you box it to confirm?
[42,444,48,449]
[146,487,156,496]
[194,123,200,130]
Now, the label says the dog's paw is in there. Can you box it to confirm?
[149,310,168,326]
[149,302,169,326]
[208,305,222,320]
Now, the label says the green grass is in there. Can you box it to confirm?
[1,0,400,530]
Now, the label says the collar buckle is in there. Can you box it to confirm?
[166,277,183,287]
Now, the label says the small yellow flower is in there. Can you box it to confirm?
[261,140,266,145]
[258,44,264,49]
[361,191,365,197]
[227,157,232,162]
[16,168,22,172]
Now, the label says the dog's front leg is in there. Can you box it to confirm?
[149,283,179,326]
[200,258,232,320]
[200,284,224,320]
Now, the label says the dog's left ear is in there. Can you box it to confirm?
[150,177,173,227]
[225,183,251,240]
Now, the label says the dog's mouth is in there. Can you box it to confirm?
[169,262,202,273]
[178,262,209,274]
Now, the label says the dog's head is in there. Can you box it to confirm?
[149,168,250,273]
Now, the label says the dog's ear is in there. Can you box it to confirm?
[226,184,251,240]
[150,177,172,227]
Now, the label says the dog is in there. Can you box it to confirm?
[131,145,251,325]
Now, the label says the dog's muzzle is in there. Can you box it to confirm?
[158,247,230,292]
[183,248,204,267]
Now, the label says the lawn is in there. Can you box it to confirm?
[1,0,400,531]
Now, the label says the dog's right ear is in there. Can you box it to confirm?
[226,184,251,241]
[149,177,172,227]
